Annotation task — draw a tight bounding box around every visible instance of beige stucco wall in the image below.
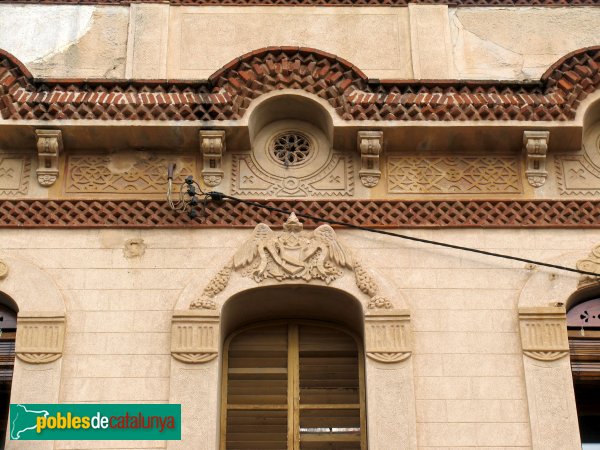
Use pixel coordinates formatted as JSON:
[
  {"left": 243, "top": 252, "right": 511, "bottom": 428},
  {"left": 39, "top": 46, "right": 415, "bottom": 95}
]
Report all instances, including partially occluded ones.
[
  {"left": 1, "top": 227, "right": 594, "bottom": 449},
  {"left": 1, "top": 4, "right": 599, "bottom": 81}
]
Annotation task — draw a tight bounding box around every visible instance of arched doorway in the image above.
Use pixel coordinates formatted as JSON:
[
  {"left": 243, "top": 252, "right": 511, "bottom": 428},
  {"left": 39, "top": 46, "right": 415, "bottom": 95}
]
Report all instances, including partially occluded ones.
[{"left": 0, "top": 294, "right": 17, "bottom": 449}]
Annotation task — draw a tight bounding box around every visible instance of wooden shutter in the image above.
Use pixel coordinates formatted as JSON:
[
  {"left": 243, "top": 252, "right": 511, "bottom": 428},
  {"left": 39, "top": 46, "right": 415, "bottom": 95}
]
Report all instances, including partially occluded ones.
[{"left": 222, "top": 321, "right": 366, "bottom": 450}]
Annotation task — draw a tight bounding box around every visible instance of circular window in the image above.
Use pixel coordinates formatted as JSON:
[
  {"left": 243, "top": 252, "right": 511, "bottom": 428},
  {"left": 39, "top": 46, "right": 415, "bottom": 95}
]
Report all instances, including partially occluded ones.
[{"left": 270, "top": 132, "right": 313, "bottom": 167}]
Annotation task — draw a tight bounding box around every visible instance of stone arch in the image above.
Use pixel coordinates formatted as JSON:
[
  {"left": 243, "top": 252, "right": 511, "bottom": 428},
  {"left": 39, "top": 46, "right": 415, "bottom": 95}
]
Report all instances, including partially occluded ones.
[
  {"left": 168, "top": 214, "right": 416, "bottom": 450},
  {"left": 0, "top": 256, "right": 66, "bottom": 450}
]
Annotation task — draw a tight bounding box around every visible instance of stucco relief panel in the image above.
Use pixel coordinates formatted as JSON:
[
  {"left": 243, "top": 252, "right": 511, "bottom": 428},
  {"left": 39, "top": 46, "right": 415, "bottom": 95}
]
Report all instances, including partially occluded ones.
[
  {"left": 64, "top": 153, "right": 194, "bottom": 196},
  {"left": 0, "top": 154, "right": 31, "bottom": 196},
  {"left": 386, "top": 155, "right": 522, "bottom": 194},
  {"left": 556, "top": 121, "right": 600, "bottom": 195}
]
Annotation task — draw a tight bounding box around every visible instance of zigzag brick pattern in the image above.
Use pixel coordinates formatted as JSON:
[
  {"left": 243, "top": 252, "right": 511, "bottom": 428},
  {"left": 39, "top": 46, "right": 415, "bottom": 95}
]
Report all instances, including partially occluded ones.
[
  {"left": 0, "top": 199, "right": 598, "bottom": 228},
  {"left": 1, "top": 47, "right": 599, "bottom": 121},
  {"left": 0, "top": 0, "right": 597, "bottom": 4}
]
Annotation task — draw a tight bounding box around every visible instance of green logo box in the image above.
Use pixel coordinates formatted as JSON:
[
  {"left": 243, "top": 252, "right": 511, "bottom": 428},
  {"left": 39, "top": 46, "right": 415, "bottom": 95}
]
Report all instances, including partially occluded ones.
[{"left": 9, "top": 404, "right": 181, "bottom": 440}]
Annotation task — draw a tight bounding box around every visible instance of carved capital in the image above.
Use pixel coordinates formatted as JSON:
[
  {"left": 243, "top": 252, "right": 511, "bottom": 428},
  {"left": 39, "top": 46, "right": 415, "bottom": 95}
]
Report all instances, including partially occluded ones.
[
  {"left": 200, "top": 130, "right": 226, "bottom": 187},
  {"left": 15, "top": 313, "right": 66, "bottom": 364},
  {"left": 523, "top": 131, "right": 549, "bottom": 188},
  {"left": 518, "top": 307, "right": 569, "bottom": 361},
  {"left": 357, "top": 131, "right": 383, "bottom": 188},
  {"left": 171, "top": 311, "right": 219, "bottom": 363},
  {"left": 35, "top": 129, "right": 62, "bottom": 187},
  {"left": 576, "top": 243, "right": 600, "bottom": 289},
  {"left": 365, "top": 310, "right": 411, "bottom": 363}
]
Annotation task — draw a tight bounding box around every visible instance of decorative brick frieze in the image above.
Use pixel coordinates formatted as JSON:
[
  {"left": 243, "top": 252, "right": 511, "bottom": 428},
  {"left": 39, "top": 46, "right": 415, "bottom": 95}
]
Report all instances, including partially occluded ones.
[
  {"left": 0, "top": 0, "right": 595, "bottom": 5},
  {"left": 0, "top": 199, "right": 599, "bottom": 228},
  {"left": 15, "top": 314, "right": 66, "bottom": 364},
  {"left": 1, "top": 46, "right": 600, "bottom": 122},
  {"left": 171, "top": 311, "right": 219, "bottom": 363}
]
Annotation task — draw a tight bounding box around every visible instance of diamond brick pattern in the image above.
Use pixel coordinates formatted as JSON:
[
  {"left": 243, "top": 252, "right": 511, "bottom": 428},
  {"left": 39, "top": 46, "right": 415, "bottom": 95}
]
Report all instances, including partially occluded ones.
[
  {"left": 0, "top": 199, "right": 598, "bottom": 228},
  {"left": 1, "top": 46, "right": 599, "bottom": 122},
  {"left": 0, "top": 0, "right": 597, "bottom": 4}
]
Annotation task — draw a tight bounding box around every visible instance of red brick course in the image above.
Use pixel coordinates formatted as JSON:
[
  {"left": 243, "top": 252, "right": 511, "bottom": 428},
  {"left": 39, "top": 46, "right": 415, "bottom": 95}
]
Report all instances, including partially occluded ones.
[
  {"left": 0, "top": 199, "right": 598, "bottom": 228},
  {"left": 1, "top": 46, "right": 599, "bottom": 122}
]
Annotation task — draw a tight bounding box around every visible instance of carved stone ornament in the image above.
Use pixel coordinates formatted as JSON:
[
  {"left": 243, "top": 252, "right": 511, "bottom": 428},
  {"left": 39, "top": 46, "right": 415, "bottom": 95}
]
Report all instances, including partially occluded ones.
[
  {"left": 358, "top": 131, "right": 383, "bottom": 188},
  {"left": 523, "top": 130, "right": 550, "bottom": 188},
  {"left": 123, "top": 238, "right": 146, "bottom": 258},
  {"left": 0, "top": 259, "right": 8, "bottom": 279},
  {"left": 190, "top": 213, "right": 393, "bottom": 310},
  {"left": 15, "top": 314, "right": 66, "bottom": 364},
  {"left": 200, "top": 130, "right": 226, "bottom": 187},
  {"left": 365, "top": 310, "right": 411, "bottom": 363},
  {"left": 518, "top": 307, "right": 569, "bottom": 361},
  {"left": 576, "top": 243, "right": 600, "bottom": 288},
  {"left": 171, "top": 311, "right": 219, "bottom": 363},
  {"left": 35, "top": 129, "right": 62, "bottom": 187}
]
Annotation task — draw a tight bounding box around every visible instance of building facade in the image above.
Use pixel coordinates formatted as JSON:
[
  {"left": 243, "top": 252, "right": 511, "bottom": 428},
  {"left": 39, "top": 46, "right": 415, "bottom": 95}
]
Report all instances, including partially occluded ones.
[{"left": 1, "top": 2, "right": 600, "bottom": 449}]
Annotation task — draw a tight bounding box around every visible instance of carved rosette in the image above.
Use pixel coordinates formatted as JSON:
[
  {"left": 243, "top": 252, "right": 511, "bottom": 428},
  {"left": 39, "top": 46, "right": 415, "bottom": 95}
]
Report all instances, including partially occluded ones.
[
  {"left": 357, "top": 131, "right": 383, "bottom": 188},
  {"left": 365, "top": 310, "right": 411, "bottom": 363},
  {"left": 576, "top": 243, "right": 600, "bottom": 289},
  {"left": 523, "top": 131, "right": 549, "bottom": 188},
  {"left": 15, "top": 314, "right": 66, "bottom": 364},
  {"left": 171, "top": 311, "right": 219, "bottom": 363},
  {"left": 35, "top": 129, "right": 62, "bottom": 187},
  {"left": 200, "top": 130, "right": 226, "bottom": 187},
  {"left": 518, "top": 307, "right": 569, "bottom": 361}
]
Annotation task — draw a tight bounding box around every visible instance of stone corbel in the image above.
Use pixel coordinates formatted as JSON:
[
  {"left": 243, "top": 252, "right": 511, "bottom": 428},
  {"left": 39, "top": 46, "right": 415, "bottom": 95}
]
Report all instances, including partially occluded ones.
[
  {"left": 35, "top": 129, "right": 62, "bottom": 187},
  {"left": 523, "top": 130, "right": 549, "bottom": 188},
  {"left": 365, "top": 310, "right": 411, "bottom": 363},
  {"left": 15, "top": 313, "right": 66, "bottom": 364},
  {"left": 199, "top": 130, "right": 226, "bottom": 187},
  {"left": 171, "top": 310, "right": 219, "bottom": 363},
  {"left": 518, "top": 307, "right": 569, "bottom": 361},
  {"left": 576, "top": 243, "right": 600, "bottom": 289},
  {"left": 357, "top": 131, "right": 383, "bottom": 188}
]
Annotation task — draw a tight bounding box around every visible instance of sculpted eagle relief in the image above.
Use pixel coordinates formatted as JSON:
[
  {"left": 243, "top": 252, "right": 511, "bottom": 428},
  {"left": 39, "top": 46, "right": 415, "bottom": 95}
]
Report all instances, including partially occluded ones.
[
  {"left": 190, "top": 213, "right": 392, "bottom": 310},
  {"left": 232, "top": 213, "right": 353, "bottom": 283}
]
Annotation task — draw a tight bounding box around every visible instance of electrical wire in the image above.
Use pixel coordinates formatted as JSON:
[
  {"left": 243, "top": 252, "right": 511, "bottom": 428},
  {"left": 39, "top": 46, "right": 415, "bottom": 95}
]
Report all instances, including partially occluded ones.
[{"left": 201, "top": 191, "right": 600, "bottom": 279}]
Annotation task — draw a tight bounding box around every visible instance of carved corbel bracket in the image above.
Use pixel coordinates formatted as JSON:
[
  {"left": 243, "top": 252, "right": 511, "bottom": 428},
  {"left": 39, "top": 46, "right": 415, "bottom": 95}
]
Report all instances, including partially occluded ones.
[
  {"left": 200, "top": 130, "right": 226, "bottom": 187},
  {"left": 15, "top": 313, "right": 66, "bottom": 364},
  {"left": 357, "top": 131, "right": 383, "bottom": 188},
  {"left": 171, "top": 310, "right": 219, "bottom": 363},
  {"left": 35, "top": 129, "right": 62, "bottom": 187},
  {"left": 523, "top": 131, "right": 549, "bottom": 188},
  {"left": 576, "top": 243, "right": 600, "bottom": 289},
  {"left": 518, "top": 307, "right": 569, "bottom": 361},
  {"left": 365, "top": 310, "right": 411, "bottom": 363}
]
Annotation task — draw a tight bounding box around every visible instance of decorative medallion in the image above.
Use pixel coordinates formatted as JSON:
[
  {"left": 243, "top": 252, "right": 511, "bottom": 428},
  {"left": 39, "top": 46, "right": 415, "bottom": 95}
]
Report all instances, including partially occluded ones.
[{"left": 190, "top": 213, "right": 393, "bottom": 310}]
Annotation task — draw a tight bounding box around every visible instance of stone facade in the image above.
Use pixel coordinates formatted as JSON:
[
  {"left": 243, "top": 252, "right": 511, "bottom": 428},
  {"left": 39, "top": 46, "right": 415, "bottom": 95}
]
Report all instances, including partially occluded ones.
[{"left": 1, "top": 1, "right": 600, "bottom": 449}]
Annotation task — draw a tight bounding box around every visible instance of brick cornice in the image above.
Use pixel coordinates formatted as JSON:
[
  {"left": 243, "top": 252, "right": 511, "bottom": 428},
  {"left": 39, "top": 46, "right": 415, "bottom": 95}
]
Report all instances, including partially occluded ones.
[
  {"left": 0, "top": 0, "right": 597, "bottom": 5},
  {"left": 0, "top": 199, "right": 599, "bottom": 228},
  {"left": 1, "top": 46, "right": 599, "bottom": 122}
]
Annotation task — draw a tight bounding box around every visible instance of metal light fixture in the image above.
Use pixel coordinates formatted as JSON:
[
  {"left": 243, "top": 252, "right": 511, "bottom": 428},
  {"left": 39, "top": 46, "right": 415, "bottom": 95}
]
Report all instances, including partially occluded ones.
[{"left": 166, "top": 163, "right": 222, "bottom": 219}]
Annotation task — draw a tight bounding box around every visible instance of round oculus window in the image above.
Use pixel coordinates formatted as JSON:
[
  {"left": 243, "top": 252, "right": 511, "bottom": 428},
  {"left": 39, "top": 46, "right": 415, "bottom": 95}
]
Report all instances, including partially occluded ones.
[{"left": 270, "top": 132, "right": 313, "bottom": 167}]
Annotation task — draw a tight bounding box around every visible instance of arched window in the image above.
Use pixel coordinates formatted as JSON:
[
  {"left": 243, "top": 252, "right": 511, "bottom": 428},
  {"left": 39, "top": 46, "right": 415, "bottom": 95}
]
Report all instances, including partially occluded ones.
[
  {"left": 0, "top": 298, "right": 17, "bottom": 450},
  {"left": 567, "top": 297, "right": 600, "bottom": 449},
  {"left": 220, "top": 320, "right": 366, "bottom": 450}
]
